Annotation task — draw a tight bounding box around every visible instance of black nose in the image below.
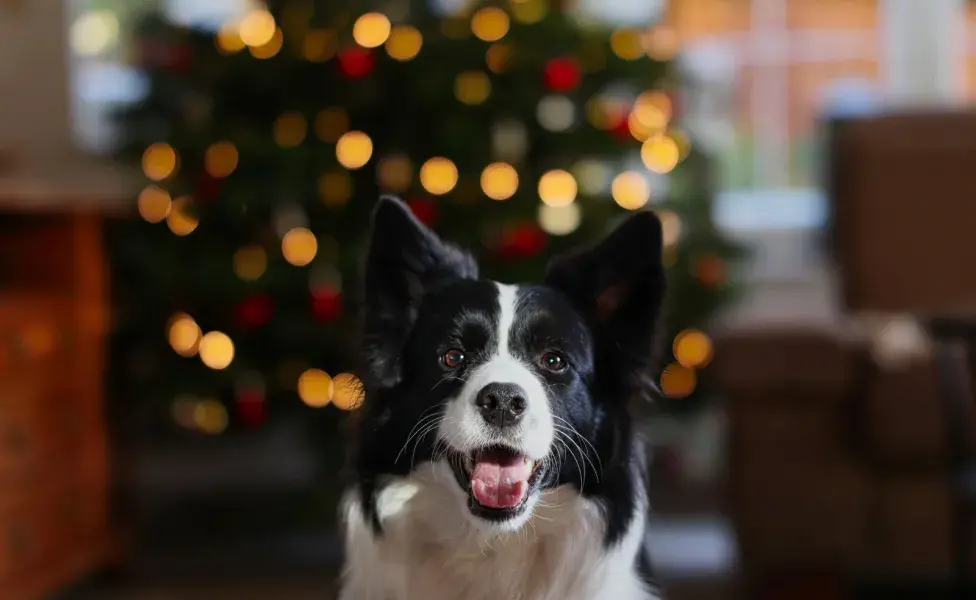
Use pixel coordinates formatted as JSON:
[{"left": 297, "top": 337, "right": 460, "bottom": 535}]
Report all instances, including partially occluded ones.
[{"left": 475, "top": 383, "right": 528, "bottom": 429}]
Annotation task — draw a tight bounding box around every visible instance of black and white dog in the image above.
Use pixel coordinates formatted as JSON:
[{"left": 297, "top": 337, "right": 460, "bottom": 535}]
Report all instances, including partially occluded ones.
[{"left": 339, "top": 196, "right": 665, "bottom": 600}]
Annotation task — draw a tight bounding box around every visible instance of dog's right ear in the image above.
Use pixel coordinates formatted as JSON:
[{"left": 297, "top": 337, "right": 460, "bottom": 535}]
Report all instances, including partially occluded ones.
[{"left": 361, "top": 196, "right": 478, "bottom": 386}]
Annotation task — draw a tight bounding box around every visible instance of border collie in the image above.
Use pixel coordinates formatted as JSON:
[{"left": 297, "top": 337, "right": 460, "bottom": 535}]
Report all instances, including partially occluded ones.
[{"left": 340, "top": 196, "right": 665, "bottom": 600}]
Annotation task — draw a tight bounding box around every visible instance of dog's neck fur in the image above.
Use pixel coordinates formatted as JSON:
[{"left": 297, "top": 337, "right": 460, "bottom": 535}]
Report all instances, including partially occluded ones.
[{"left": 340, "top": 462, "right": 659, "bottom": 600}]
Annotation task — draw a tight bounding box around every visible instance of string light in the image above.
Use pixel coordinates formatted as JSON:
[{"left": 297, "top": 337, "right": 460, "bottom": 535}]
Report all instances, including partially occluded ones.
[
  {"left": 274, "top": 112, "right": 308, "bottom": 148},
  {"left": 199, "top": 331, "right": 235, "bottom": 370},
  {"left": 318, "top": 171, "right": 353, "bottom": 207},
  {"left": 239, "top": 10, "right": 277, "bottom": 47},
  {"left": 299, "top": 369, "right": 333, "bottom": 407},
  {"left": 282, "top": 227, "right": 318, "bottom": 266},
  {"left": 673, "top": 329, "right": 714, "bottom": 369},
  {"left": 166, "top": 197, "right": 199, "bottom": 236},
  {"left": 335, "top": 131, "right": 373, "bottom": 170},
  {"left": 386, "top": 25, "right": 422, "bottom": 61},
  {"left": 194, "top": 399, "right": 229, "bottom": 434},
  {"left": 378, "top": 154, "right": 414, "bottom": 192},
  {"left": 332, "top": 373, "right": 365, "bottom": 410},
  {"left": 315, "top": 108, "right": 349, "bottom": 142},
  {"left": 610, "top": 29, "right": 644, "bottom": 61},
  {"left": 481, "top": 162, "right": 519, "bottom": 201},
  {"left": 641, "top": 135, "right": 680, "bottom": 174},
  {"left": 486, "top": 43, "right": 511, "bottom": 73},
  {"left": 455, "top": 71, "right": 491, "bottom": 105},
  {"left": 471, "top": 7, "right": 510, "bottom": 43},
  {"left": 250, "top": 28, "right": 283, "bottom": 59},
  {"left": 644, "top": 26, "right": 679, "bottom": 61},
  {"left": 167, "top": 313, "right": 201, "bottom": 357},
  {"left": 635, "top": 90, "right": 673, "bottom": 122},
  {"left": 611, "top": 172, "right": 650, "bottom": 210},
  {"left": 216, "top": 21, "right": 245, "bottom": 54},
  {"left": 303, "top": 29, "right": 337, "bottom": 62},
  {"left": 538, "top": 169, "right": 577, "bottom": 207},
  {"left": 660, "top": 362, "right": 696, "bottom": 398},
  {"left": 233, "top": 245, "right": 268, "bottom": 281},
  {"left": 205, "top": 141, "right": 239, "bottom": 178},
  {"left": 138, "top": 186, "right": 172, "bottom": 223},
  {"left": 353, "top": 13, "right": 391, "bottom": 48},
  {"left": 142, "top": 143, "right": 178, "bottom": 181},
  {"left": 511, "top": 0, "right": 547, "bottom": 24},
  {"left": 420, "top": 157, "right": 459, "bottom": 195},
  {"left": 538, "top": 203, "right": 581, "bottom": 236}
]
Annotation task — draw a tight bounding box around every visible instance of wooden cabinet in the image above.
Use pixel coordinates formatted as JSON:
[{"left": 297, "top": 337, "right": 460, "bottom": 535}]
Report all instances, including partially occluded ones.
[{"left": 0, "top": 185, "right": 124, "bottom": 599}]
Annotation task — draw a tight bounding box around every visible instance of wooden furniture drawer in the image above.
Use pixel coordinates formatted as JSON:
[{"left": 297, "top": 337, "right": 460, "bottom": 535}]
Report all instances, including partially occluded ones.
[
  {"left": 0, "top": 383, "right": 57, "bottom": 481},
  {"left": 0, "top": 295, "right": 75, "bottom": 375}
]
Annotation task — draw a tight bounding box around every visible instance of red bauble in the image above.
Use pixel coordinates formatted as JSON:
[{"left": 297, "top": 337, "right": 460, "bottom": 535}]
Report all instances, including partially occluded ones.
[
  {"left": 544, "top": 57, "right": 582, "bottom": 93},
  {"left": 311, "top": 285, "right": 343, "bottom": 322},
  {"left": 610, "top": 115, "right": 633, "bottom": 142},
  {"left": 499, "top": 224, "right": 548, "bottom": 258},
  {"left": 406, "top": 197, "right": 438, "bottom": 227},
  {"left": 236, "top": 389, "right": 267, "bottom": 428},
  {"left": 338, "top": 48, "right": 375, "bottom": 78},
  {"left": 168, "top": 44, "right": 193, "bottom": 72},
  {"left": 235, "top": 293, "right": 275, "bottom": 329}
]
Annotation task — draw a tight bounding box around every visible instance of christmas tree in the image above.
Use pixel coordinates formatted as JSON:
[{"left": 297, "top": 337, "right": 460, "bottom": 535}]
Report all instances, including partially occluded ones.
[{"left": 108, "top": 0, "right": 743, "bottom": 448}]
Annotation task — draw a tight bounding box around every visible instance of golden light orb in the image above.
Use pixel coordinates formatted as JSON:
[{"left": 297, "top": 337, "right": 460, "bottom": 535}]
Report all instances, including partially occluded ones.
[
  {"left": 299, "top": 369, "right": 333, "bottom": 407},
  {"left": 537, "top": 203, "right": 581, "bottom": 236},
  {"left": 674, "top": 329, "right": 714, "bottom": 369},
  {"left": 610, "top": 29, "right": 644, "bottom": 61},
  {"left": 281, "top": 227, "right": 318, "bottom": 267},
  {"left": 205, "top": 141, "right": 239, "bottom": 178},
  {"left": 274, "top": 112, "right": 308, "bottom": 148},
  {"left": 217, "top": 21, "right": 246, "bottom": 54},
  {"left": 335, "top": 131, "right": 373, "bottom": 170},
  {"left": 353, "top": 12, "right": 392, "bottom": 49},
  {"left": 239, "top": 10, "right": 277, "bottom": 47},
  {"left": 303, "top": 29, "right": 337, "bottom": 62},
  {"left": 142, "top": 143, "right": 178, "bottom": 181},
  {"left": 332, "top": 373, "right": 365, "bottom": 410},
  {"left": 233, "top": 245, "right": 268, "bottom": 281},
  {"left": 420, "top": 157, "right": 459, "bottom": 196},
  {"left": 199, "top": 331, "right": 235, "bottom": 370},
  {"left": 480, "top": 162, "right": 519, "bottom": 201},
  {"left": 641, "top": 135, "right": 680, "bottom": 174},
  {"left": 471, "top": 7, "right": 510, "bottom": 42},
  {"left": 138, "top": 186, "right": 172, "bottom": 224},
  {"left": 167, "top": 313, "right": 201, "bottom": 357},
  {"left": 166, "top": 197, "right": 199, "bottom": 236},
  {"left": 249, "top": 28, "right": 283, "bottom": 59},
  {"left": 378, "top": 154, "right": 414, "bottom": 192},
  {"left": 386, "top": 25, "right": 423, "bottom": 61},
  {"left": 611, "top": 171, "right": 650, "bottom": 210},
  {"left": 318, "top": 171, "right": 353, "bottom": 207},
  {"left": 538, "top": 169, "right": 577, "bottom": 207},
  {"left": 454, "top": 71, "right": 492, "bottom": 105},
  {"left": 660, "top": 363, "right": 696, "bottom": 398}
]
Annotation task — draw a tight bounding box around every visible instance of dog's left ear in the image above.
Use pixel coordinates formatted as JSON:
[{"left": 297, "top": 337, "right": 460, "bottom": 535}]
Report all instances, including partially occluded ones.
[{"left": 544, "top": 211, "right": 666, "bottom": 395}]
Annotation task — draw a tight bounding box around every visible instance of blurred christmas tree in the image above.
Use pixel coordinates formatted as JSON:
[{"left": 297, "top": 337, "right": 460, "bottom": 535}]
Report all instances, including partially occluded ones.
[{"left": 108, "top": 0, "right": 743, "bottom": 447}]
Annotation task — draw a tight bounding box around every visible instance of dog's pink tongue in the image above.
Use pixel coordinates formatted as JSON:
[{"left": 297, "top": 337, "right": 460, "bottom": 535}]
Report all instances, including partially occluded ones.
[{"left": 471, "top": 450, "right": 532, "bottom": 509}]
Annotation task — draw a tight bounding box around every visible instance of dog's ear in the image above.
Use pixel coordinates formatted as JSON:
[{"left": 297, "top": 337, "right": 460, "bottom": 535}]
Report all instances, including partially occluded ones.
[
  {"left": 544, "top": 211, "right": 666, "bottom": 396},
  {"left": 362, "top": 196, "right": 478, "bottom": 386}
]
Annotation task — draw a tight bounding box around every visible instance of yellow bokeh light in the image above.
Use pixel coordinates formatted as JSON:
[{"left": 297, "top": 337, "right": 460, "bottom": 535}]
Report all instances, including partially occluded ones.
[
  {"left": 471, "top": 7, "right": 510, "bottom": 42},
  {"left": 199, "top": 331, "right": 235, "bottom": 370},
  {"left": 353, "top": 12, "right": 391, "bottom": 49},
  {"left": 486, "top": 43, "right": 511, "bottom": 73},
  {"left": 71, "top": 10, "right": 119, "bottom": 57},
  {"left": 239, "top": 10, "right": 277, "bottom": 47},
  {"left": 168, "top": 313, "right": 201, "bottom": 357},
  {"left": 298, "top": 369, "right": 333, "bottom": 407},
  {"left": 318, "top": 171, "right": 353, "bottom": 207},
  {"left": 611, "top": 29, "right": 644, "bottom": 61},
  {"left": 455, "top": 71, "right": 491, "bottom": 105},
  {"left": 658, "top": 209, "right": 683, "bottom": 247},
  {"left": 538, "top": 203, "right": 581, "bottom": 236},
  {"left": 378, "top": 155, "right": 414, "bottom": 192},
  {"left": 166, "top": 197, "right": 199, "bottom": 236},
  {"left": 644, "top": 26, "right": 680, "bottom": 61},
  {"left": 670, "top": 128, "right": 692, "bottom": 160},
  {"left": 481, "top": 162, "right": 519, "bottom": 201},
  {"left": 142, "top": 143, "right": 178, "bottom": 181},
  {"left": 641, "top": 136, "right": 680, "bottom": 174},
  {"left": 611, "top": 172, "right": 650, "bottom": 210},
  {"left": 660, "top": 363, "right": 696, "bottom": 398},
  {"left": 511, "top": 0, "right": 548, "bottom": 24},
  {"left": 420, "top": 157, "right": 459, "bottom": 195},
  {"left": 233, "top": 245, "right": 268, "bottom": 281},
  {"left": 274, "top": 112, "right": 308, "bottom": 148},
  {"left": 635, "top": 90, "right": 672, "bottom": 122},
  {"left": 172, "top": 395, "right": 199, "bottom": 429},
  {"left": 628, "top": 111, "right": 656, "bottom": 142},
  {"left": 282, "top": 227, "right": 318, "bottom": 266},
  {"left": 674, "top": 329, "right": 714, "bottom": 369},
  {"left": 538, "top": 170, "right": 577, "bottom": 207},
  {"left": 217, "top": 21, "right": 245, "bottom": 54},
  {"left": 303, "top": 29, "right": 337, "bottom": 62},
  {"left": 315, "top": 108, "right": 349, "bottom": 142},
  {"left": 386, "top": 25, "right": 423, "bottom": 61},
  {"left": 332, "top": 373, "right": 365, "bottom": 411},
  {"left": 205, "top": 141, "right": 239, "bottom": 178},
  {"left": 250, "top": 28, "right": 283, "bottom": 59},
  {"left": 336, "top": 131, "right": 373, "bottom": 170},
  {"left": 194, "top": 400, "right": 229, "bottom": 435},
  {"left": 138, "top": 186, "right": 172, "bottom": 224}
]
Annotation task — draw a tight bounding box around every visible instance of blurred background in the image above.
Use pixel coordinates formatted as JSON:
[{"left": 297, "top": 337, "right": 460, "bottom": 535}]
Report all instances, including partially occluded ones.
[{"left": 2, "top": 0, "right": 976, "bottom": 598}]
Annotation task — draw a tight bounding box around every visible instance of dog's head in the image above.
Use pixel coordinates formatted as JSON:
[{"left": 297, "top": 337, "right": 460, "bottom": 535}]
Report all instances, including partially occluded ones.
[{"left": 353, "top": 196, "right": 665, "bottom": 532}]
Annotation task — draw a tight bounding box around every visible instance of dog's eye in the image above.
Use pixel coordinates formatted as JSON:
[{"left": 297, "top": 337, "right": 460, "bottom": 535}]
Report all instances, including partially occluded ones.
[
  {"left": 541, "top": 352, "right": 566, "bottom": 372},
  {"left": 442, "top": 348, "right": 466, "bottom": 369}
]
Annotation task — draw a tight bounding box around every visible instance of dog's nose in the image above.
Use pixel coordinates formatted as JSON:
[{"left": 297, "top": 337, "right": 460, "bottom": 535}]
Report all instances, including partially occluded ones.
[{"left": 475, "top": 382, "right": 528, "bottom": 429}]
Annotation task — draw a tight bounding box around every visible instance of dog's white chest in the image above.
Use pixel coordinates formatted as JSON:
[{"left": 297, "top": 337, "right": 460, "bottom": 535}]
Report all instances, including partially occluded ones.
[{"left": 339, "top": 477, "right": 657, "bottom": 600}]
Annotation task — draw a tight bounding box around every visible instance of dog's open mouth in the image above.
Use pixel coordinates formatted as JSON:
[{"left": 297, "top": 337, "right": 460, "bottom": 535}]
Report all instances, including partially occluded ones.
[{"left": 451, "top": 445, "right": 545, "bottom": 520}]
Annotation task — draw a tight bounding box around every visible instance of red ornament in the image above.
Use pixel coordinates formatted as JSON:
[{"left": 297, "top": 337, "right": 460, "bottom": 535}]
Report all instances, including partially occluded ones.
[
  {"left": 311, "top": 284, "right": 343, "bottom": 322},
  {"left": 338, "top": 47, "right": 375, "bottom": 78},
  {"left": 407, "top": 197, "right": 438, "bottom": 227},
  {"left": 610, "top": 114, "right": 633, "bottom": 142},
  {"left": 235, "top": 293, "right": 275, "bottom": 329},
  {"left": 498, "top": 224, "right": 548, "bottom": 258},
  {"left": 168, "top": 44, "right": 193, "bottom": 72},
  {"left": 544, "top": 57, "right": 582, "bottom": 93},
  {"left": 694, "top": 254, "right": 727, "bottom": 289},
  {"left": 236, "top": 389, "right": 267, "bottom": 428}
]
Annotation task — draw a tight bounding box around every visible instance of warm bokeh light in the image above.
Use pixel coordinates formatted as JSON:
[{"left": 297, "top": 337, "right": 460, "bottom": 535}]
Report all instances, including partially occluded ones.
[
  {"left": 216, "top": 21, "right": 245, "bottom": 54},
  {"left": 194, "top": 400, "right": 229, "bottom": 434},
  {"left": 239, "top": 10, "right": 277, "bottom": 47},
  {"left": 538, "top": 169, "right": 577, "bottom": 207},
  {"left": 282, "top": 227, "right": 318, "bottom": 267},
  {"left": 332, "top": 373, "right": 365, "bottom": 410},
  {"left": 612, "top": 172, "right": 650, "bottom": 210},
  {"left": 674, "top": 329, "right": 714, "bottom": 369},
  {"left": 641, "top": 135, "right": 680, "bottom": 174},
  {"left": 250, "top": 28, "right": 283, "bottom": 59},
  {"left": 303, "top": 29, "right": 337, "bottom": 62},
  {"left": 233, "top": 245, "right": 268, "bottom": 281},
  {"left": 486, "top": 43, "right": 511, "bottom": 73},
  {"left": 658, "top": 209, "right": 683, "bottom": 247},
  {"left": 315, "top": 108, "right": 349, "bottom": 142},
  {"left": 481, "top": 162, "right": 519, "bottom": 201},
  {"left": 471, "top": 7, "right": 510, "bottom": 42},
  {"left": 537, "top": 96, "right": 575, "bottom": 132},
  {"left": 511, "top": 0, "right": 547, "bottom": 24},
  {"left": 298, "top": 369, "right": 333, "bottom": 407},
  {"left": 205, "top": 141, "right": 239, "bottom": 178},
  {"left": 166, "top": 197, "right": 199, "bottom": 236},
  {"left": 644, "top": 26, "right": 680, "bottom": 61},
  {"left": 142, "top": 143, "right": 178, "bottom": 181},
  {"left": 172, "top": 396, "right": 198, "bottom": 430},
  {"left": 610, "top": 29, "right": 644, "bottom": 61},
  {"left": 378, "top": 154, "right": 414, "bottom": 192},
  {"left": 318, "top": 171, "right": 353, "bottom": 207},
  {"left": 386, "top": 25, "right": 423, "bottom": 61},
  {"left": 635, "top": 90, "right": 673, "bottom": 122},
  {"left": 455, "top": 71, "right": 491, "bottom": 105},
  {"left": 138, "top": 186, "right": 172, "bottom": 224},
  {"left": 538, "top": 203, "right": 581, "bottom": 236},
  {"left": 274, "top": 112, "right": 308, "bottom": 148},
  {"left": 71, "top": 10, "right": 119, "bottom": 57},
  {"left": 199, "top": 331, "right": 235, "bottom": 370},
  {"left": 661, "top": 363, "right": 696, "bottom": 398},
  {"left": 420, "top": 157, "right": 459, "bottom": 195},
  {"left": 353, "top": 12, "right": 391, "bottom": 48},
  {"left": 168, "top": 313, "right": 201, "bottom": 357},
  {"left": 335, "top": 131, "right": 374, "bottom": 169}
]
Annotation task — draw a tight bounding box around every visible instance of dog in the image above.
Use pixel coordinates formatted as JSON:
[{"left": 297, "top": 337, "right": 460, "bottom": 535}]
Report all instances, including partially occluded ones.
[{"left": 339, "top": 196, "right": 666, "bottom": 600}]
